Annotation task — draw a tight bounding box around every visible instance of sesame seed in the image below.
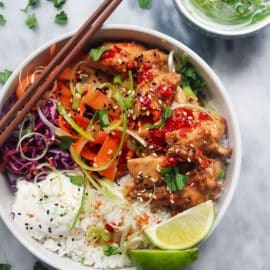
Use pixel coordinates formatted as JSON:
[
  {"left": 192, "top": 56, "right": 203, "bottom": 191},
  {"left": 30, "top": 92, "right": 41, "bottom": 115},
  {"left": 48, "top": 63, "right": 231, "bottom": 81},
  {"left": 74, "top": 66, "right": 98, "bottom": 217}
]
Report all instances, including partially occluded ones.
[
  {"left": 187, "top": 157, "right": 192, "bottom": 163},
  {"left": 48, "top": 227, "right": 52, "bottom": 233},
  {"left": 46, "top": 210, "right": 50, "bottom": 215},
  {"left": 170, "top": 199, "right": 175, "bottom": 204},
  {"left": 39, "top": 225, "right": 42, "bottom": 229}
]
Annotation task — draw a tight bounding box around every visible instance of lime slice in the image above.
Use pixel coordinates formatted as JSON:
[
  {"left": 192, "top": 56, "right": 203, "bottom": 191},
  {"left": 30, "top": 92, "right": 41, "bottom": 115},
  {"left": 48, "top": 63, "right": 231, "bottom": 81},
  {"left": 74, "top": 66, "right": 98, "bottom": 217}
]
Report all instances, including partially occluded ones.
[
  {"left": 144, "top": 200, "right": 215, "bottom": 250},
  {"left": 130, "top": 249, "right": 199, "bottom": 270}
]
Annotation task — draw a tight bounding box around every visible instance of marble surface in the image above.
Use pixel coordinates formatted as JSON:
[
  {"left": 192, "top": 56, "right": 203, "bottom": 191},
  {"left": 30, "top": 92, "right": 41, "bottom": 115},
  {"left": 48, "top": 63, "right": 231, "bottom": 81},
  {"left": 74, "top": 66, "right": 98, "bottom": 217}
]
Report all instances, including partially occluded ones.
[{"left": 1, "top": 0, "right": 270, "bottom": 269}]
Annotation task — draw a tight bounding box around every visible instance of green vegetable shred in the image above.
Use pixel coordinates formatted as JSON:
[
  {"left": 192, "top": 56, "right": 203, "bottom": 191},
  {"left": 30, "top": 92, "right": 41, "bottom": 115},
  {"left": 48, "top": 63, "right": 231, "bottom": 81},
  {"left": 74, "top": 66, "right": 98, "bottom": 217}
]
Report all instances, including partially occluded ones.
[{"left": 192, "top": 0, "right": 270, "bottom": 25}]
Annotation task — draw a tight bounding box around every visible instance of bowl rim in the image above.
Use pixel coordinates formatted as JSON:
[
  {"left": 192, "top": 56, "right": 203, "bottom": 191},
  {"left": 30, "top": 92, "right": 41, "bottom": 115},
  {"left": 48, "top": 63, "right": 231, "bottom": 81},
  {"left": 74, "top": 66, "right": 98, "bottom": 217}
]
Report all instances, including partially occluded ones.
[
  {"left": 174, "top": 0, "right": 270, "bottom": 37},
  {"left": 0, "top": 24, "right": 242, "bottom": 269}
]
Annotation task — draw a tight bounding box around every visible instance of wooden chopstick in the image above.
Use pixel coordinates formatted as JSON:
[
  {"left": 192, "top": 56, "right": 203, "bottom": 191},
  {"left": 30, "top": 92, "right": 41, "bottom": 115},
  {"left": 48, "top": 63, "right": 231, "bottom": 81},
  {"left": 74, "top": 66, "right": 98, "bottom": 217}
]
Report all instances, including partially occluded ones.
[{"left": 0, "top": 0, "right": 122, "bottom": 146}]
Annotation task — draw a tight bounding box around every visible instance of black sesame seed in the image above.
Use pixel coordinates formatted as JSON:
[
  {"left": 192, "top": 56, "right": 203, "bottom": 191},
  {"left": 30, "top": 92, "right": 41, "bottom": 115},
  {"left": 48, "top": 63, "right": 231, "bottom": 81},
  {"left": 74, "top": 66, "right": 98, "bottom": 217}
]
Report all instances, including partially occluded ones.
[
  {"left": 17, "top": 212, "right": 22, "bottom": 215},
  {"left": 57, "top": 243, "right": 62, "bottom": 247},
  {"left": 39, "top": 224, "right": 42, "bottom": 229},
  {"left": 59, "top": 235, "right": 63, "bottom": 238},
  {"left": 50, "top": 218, "right": 53, "bottom": 222},
  {"left": 48, "top": 227, "right": 52, "bottom": 233},
  {"left": 46, "top": 210, "right": 50, "bottom": 215},
  {"left": 72, "top": 238, "right": 75, "bottom": 241}
]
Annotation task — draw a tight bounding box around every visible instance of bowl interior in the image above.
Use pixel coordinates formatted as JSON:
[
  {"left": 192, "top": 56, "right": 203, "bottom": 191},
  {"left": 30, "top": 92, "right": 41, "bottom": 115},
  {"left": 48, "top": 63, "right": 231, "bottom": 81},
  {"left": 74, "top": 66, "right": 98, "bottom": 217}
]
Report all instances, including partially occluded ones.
[
  {"left": 174, "top": 0, "right": 270, "bottom": 37},
  {"left": 0, "top": 26, "right": 241, "bottom": 270}
]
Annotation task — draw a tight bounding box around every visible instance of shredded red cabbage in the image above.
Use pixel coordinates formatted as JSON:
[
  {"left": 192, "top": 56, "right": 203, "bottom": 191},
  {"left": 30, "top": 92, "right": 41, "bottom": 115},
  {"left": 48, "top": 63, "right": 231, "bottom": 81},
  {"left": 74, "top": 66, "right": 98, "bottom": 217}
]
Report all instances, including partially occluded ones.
[{"left": 0, "top": 99, "right": 75, "bottom": 189}]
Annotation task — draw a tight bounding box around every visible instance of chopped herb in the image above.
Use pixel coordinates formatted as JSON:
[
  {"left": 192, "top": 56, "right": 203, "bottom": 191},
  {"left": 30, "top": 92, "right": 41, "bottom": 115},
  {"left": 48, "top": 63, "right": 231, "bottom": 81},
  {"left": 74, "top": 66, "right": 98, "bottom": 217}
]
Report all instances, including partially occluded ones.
[
  {"left": 51, "top": 0, "right": 66, "bottom": 8},
  {"left": 160, "top": 167, "right": 189, "bottom": 192},
  {"left": 138, "top": 0, "right": 152, "bottom": 9},
  {"left": 0, "top": 69, "right": 12, "bottom": 84},
  {"left": 98, "top": 109, "right": 110, "bottom": 128},
  {"left": 33, "top": 261, "right": 48, "bottom": 270},
  {"left": 103, "top": 245, "right": 121, "bottom": 256},
  {"left": 59, "top": 136, "right": 76, "bottom": 150},
  {"left": 177, "top": 53, "right": 206, "bottom": 97},
  {"left": 160, "top": 106, "right": 173, "bottom": 129},
  {"left": 218, "top": 167, "right": 225, "bottom": 178},
  {"left": 0, "top": 264, "right": 11, "bottom": 270},
  {"left": 0, "top": 14, "right": 6, "bottom": 25},
  {"left": 55, "top": 10, "right": 68, "bottom": 25},
  {"left": 25, "top": 13, "right": 38, "bottom": 29},
  {"left": 69, "top": 175, "right": 84, "bottom": 187},
  {"left": 89, "top": 45, "right": 111, "bottom": 62},
  {"left": 21, "top": 0, "right": 39, "bottom": 13},
  {"left": 0, "top": 2, "right": 4, "bottom": 8}
]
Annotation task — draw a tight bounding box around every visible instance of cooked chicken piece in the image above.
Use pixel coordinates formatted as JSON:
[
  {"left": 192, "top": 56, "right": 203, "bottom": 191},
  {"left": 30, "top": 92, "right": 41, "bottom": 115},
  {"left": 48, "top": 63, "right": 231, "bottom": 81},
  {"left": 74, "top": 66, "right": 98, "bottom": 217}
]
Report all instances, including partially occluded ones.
[
  {"left": 127, "top": 155, "right": 164, "bottom": 187},
  {"left": 88, "top": 42, "right": 146, "bottom": 74},
  {"left": 129, "top": 159, "right": 222, "bottom": 211},
  {"left": 134, "top": 72, "right": 181, "bottom": 117},
  {"left": 173, "top": 86, "right": 200, "bottom": 106},
  {"left": 165, "top": 110, "right": 231, "bottom": 159},
  {"left": 136, "top": 49, "right": 168, "bottom": 72},
  {"left": 190, "top": 159, "right": 222, "bottom": 193}
]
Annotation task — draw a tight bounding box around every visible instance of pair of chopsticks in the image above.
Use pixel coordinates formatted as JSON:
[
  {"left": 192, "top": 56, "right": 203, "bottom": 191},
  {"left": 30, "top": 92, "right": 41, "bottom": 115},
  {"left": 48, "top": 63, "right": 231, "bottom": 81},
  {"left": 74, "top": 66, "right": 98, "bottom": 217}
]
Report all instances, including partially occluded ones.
[{"left": 0, "top": 0, "right": 122, "bottom": 147}]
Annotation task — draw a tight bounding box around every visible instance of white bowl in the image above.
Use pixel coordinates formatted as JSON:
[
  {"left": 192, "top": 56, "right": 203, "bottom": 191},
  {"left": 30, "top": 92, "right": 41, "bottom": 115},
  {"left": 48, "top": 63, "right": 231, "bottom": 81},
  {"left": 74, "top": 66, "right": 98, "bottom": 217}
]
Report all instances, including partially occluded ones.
[
  {"left": 174, "top": 0, "right": 270, "bottom": 37},
  {"left": 0, "top": 25, "right": 241, "bottom": 270}
]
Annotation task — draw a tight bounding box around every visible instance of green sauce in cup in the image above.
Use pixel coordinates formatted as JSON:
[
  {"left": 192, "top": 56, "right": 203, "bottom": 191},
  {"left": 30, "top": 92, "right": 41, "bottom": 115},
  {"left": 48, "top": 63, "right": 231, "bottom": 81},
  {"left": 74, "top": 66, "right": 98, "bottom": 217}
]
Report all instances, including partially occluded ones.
[{"left": 192, "top": 0, "right": 270, "bottom": 25}]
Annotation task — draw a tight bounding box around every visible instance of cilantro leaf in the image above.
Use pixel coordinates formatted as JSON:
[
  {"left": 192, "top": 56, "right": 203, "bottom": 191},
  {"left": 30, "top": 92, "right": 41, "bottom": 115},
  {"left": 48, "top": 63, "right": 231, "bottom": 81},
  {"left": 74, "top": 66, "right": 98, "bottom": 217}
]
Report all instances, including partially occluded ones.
[
  {"left": 103, "top": 245, "right": 121, "bottom": 256},
  {"left": 138, "top": 0, "right": 152, "bottom": 9},
  {"left": 52, "top": 0, "right": 66, "bottom": 8},
  {"left": 59, "top": 136, "right": 76, "bottom": 150},
  {"left": 0, "top": 69, "right": 12, "bottom": 84},
  {"left": 21, "top": 0, "right": 39, "bottom": 13},
  {"left": 69, "top": 176, "right": 84, "bottom": 187},
  {"left": 0, "top": 2, "right": 4, "bottom": 8},
  {"left": 98, "top": 109, "right": 110, "bottom": 128},
  {"left": 25, "top": 13, "right": 38, "bottom": 29},
  {"left": 160, "top": 106, "right": 172, "bottom": 129},
  {"left": 89, "top": 45, "right": 111, "bottom": 62},
  {"left": 0, "top": 14, "right": 6, "bottom": 25},
  {"left": 55, "top": 10, "right": 68, "bottom": 25},
  {"left": 179, "top": 53, "right": 206, "bottom": 96},
  {"left": 160, "top": 167, "right": 189, "bottom": 192},
  {"left": 33, "top": 261, "right": 48, "bottom": 270},
  {"left": 0, "top": 264, "right": 11, "bottom": 270}
]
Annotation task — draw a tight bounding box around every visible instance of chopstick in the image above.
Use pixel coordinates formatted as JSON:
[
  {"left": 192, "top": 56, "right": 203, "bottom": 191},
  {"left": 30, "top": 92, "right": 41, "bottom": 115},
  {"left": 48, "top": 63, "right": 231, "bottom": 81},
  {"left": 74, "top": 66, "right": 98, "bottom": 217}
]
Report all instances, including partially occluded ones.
[{"left": 0, "top": 0, "right": 122, "bottom": 147}]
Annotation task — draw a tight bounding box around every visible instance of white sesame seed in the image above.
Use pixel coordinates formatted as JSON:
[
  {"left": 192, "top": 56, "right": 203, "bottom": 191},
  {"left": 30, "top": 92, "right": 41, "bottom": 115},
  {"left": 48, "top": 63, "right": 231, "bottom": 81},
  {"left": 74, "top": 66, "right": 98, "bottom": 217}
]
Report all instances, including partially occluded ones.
[
  {"left": 187, "top": 157, "right": 192, "bottom": 163},
  {"left": 158, "top": 99, "right": 162, "bottom": 105},
  {"left": 132, "top": 115, "right": 136, "bottom": 120}
]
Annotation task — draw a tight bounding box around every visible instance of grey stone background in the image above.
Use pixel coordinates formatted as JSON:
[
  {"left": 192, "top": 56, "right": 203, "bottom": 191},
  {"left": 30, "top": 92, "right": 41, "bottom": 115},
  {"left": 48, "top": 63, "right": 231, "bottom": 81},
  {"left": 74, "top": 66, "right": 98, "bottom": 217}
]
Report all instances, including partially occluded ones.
[{"left": 0, "top": 0, "right": 269, "bottom": 269}]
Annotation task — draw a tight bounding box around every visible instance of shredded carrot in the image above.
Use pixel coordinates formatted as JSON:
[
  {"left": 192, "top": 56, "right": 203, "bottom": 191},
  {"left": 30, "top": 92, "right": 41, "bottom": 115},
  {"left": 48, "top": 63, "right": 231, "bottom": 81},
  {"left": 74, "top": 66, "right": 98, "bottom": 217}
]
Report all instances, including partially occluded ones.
[
  {"left": 72, "top": 114, "right": 90, "bottom": 130},
  {"left": 58, "top": 82, "right": 72, "bottom": 110},
  {"left": 81, "top": 144, "right": 97, "bottom": 161},
  {"left": 73, "top": 136, "right": 88, "bottom": 154},
  {"left": 93, "top": 131, "right": 107, "bottom": 145},
  {"left": 82, "top": 88, "right": 111, "bottom": 111},
  {"left": 49, "top": 44, "right": 57, "bottom": 60},
  {"left": 16, "top": 75, "right": 30, "bottom": 99},
  {"left": 95, "top": 133, "right": 121, "bottom": 180},
  {"left": 59, "top": 67, "right": 72, "bottom": 81}
]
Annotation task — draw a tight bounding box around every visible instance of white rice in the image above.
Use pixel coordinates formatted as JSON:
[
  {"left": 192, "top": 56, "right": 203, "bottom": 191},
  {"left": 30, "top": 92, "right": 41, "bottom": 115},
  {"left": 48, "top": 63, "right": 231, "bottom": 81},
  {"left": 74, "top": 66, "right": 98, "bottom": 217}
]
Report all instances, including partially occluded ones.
[{"left": 12, "top": 173, "right": 171, "bottom": 269}]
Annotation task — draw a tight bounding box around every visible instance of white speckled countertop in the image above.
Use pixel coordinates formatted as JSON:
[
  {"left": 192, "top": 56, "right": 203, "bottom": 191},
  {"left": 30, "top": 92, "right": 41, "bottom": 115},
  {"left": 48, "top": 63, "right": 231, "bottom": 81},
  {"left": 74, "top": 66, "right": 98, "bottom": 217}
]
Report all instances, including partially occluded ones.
[{"left": 1, "top": 0, "right": 270, "bottom": 269}]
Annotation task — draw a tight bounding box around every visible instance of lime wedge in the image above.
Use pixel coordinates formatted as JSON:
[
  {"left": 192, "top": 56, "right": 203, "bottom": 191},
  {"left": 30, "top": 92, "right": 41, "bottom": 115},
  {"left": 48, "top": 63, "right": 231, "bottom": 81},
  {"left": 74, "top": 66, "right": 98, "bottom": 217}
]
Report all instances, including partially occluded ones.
[
  {"left": 130, "top": 249, "right": 199, "bottom": 270},
  {"left": 144, "top": 200, "right": 215, "bottom": 250}
]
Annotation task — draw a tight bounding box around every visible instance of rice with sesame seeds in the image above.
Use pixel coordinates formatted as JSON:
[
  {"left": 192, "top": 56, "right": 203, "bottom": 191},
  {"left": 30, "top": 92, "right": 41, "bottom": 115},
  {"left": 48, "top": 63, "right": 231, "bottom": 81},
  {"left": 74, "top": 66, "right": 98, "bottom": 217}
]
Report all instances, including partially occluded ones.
[{"left": 12, "top": 173, "right": 170, "bottom": 269}]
